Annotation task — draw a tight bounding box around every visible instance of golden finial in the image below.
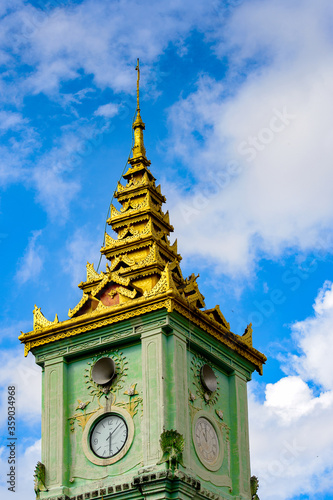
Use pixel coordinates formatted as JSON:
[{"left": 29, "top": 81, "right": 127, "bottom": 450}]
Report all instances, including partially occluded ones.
[
  {"left": 135, "top": 58, "right": 140, "bottom": 112},
  {"left": 131, "top": 58, "right": 146, "bottom": 160}
]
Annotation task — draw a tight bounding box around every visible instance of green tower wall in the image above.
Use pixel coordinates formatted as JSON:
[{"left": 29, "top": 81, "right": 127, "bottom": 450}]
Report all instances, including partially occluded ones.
[{"left": 32, "top": 309, "right": 254, "bottom": 500}]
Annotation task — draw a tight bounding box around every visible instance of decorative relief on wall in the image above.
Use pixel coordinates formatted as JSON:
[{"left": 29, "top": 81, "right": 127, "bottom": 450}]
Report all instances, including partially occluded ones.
[
  {"left": 122, "top": 383, "right": 142, "bottom": 418},
  {"left": 251, "top": 475, "right": 260, "bottom": 500},
  {"left": 215, "top": 409, "right": 224, "bottom": 421},
  {"left": 189, "top": 391, "right": 196, "bottom": 402},
  {"left": 190, "top": 354, "right": 219, "bottom": 407},
  {"left": 33, "top": 462, "right": 48, "bottom": 498},
  {"left": 85, "top": 350, "right": 128, "bottom": 405},
  {"left": 157, "top": 429, "right": 185, "bottom": 470},
  {"left": 69, "top": 350, "right": 142, "bottom": 434}
]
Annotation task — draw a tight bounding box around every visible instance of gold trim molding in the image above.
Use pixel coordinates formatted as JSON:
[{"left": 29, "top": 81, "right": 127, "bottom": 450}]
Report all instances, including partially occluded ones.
[{"left": 19, "top": 291, "right": 265, "bottom": 373}]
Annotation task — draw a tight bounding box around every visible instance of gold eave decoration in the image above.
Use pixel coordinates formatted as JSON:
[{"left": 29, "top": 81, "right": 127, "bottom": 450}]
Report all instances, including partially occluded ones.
[{"left": 19, "top": 291, "right": 266, "bottom": 374}]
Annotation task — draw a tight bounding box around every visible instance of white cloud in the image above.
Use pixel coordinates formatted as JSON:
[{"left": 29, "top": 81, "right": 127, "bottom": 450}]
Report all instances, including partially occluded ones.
[
  {"left": 15, "top": 230, "right": 44, "bottom": 284},
  {"left": 0, "top": 111, "right": 26, "bottom": 132},
  {"left": 287, "top": 280, "right": 333, "bottom": 391},
  {"left": 4, "top": 0, "right": 215, "bottom": 98},
  {"left": 94, "top": 102, "right": 119, "bottom": 118},
  {"left": 0, "top": 348, "right": 41, "bottom": 426},
  {"left": 0, "top": 121, "right": 39, "bottom": 187},
  {"left": 30, "top": 119, "right": 111, "bottom": 219},
  {"left": 166, "top": 0, "right": 333, "bottom": 276},
  {"left": 249, "top": 281, "right": 333, "bottom": 499},
  {"left": 0, "top": 0, "right": 221, "bottom": 218},
  {"left": 62, "top": 227, "right": 104, "bottom": 287},
  {"left": 0, "top": 0, "right": 245, "bottom": 222}
]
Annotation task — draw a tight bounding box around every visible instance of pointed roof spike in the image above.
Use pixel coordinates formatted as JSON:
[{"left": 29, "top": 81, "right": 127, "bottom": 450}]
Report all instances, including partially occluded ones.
[
  {"left": 131, "top": 58, "right": 148, "bottom": 162},
  {"left": 135, "top": 58, "right": 140, "bottom": 113}
]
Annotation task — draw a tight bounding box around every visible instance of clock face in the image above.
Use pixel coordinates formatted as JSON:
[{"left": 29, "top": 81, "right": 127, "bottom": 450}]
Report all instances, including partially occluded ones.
[
  {"left": 90, "top": 414, "right": 128, "bottom": 459},
  {"left": 194, "top": 417, "right": 219, "bottom": 465}
]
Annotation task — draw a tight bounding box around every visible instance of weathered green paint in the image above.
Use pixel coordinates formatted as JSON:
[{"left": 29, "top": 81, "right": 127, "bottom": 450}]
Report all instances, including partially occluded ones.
[{"left": 32, "top": 309, "right": 256, "bottom": 500}]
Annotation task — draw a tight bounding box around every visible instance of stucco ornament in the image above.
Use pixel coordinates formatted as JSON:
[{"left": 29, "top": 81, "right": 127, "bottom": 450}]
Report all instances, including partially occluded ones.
[
  {"left": 216, "top": 409, "right": 224, "bottom": 420},
  {"left": 190, "top": 354, "right": 220, "bottom": 406},
  {"left": 157, "top": 429, "right": 185, "bottom": 469},
  {"left": 76, "top": 400, "right": 90, "bottom": 410},
  {"left": 189, "top": 391, "right": 196, "bottom": 402},
  {"left": 33, "top": 462, "right": 48, "bottom": 498},
  {"left": 85, "top": 350, "right": 128, "bottom": 405},
  {"left": 250, "top": 475, "right": 260, "bottom": 500}
]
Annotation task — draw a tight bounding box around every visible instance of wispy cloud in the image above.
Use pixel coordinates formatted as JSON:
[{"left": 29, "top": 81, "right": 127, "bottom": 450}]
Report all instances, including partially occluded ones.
[
  {"left": 15, "top": 230, "right": 44, "bottom": 284},
  {"left": 165, "top": 0, "right": 333, "bottom": 276},
  {"left": 62, "top": 227, "right": 104, "bottom": 288},
  {"left": 94, "top": 102, "right": 119, "bottom": 118}
]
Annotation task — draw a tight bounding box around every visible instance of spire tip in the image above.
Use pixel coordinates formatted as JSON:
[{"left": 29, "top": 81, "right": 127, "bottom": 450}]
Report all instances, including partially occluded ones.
[{"left": 135, "top": 58, "right": 140, "bottom": 112}]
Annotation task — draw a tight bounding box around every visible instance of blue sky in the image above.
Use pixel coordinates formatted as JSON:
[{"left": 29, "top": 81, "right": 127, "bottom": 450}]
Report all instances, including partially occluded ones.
[{"left": 1, "top": 0, "right": 333, "bottom": 498}]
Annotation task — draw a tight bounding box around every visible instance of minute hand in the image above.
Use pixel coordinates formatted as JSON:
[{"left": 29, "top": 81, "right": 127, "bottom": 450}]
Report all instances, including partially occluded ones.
[{"left": 111, "top": 423, "right": 122, "bottom": 435}]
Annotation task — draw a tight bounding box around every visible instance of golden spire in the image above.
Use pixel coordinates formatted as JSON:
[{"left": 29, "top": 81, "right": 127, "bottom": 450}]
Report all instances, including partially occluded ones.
[
  {"left": 131, "top": 58, "right": 147, "bottom": 160},
  {"left": 136, "top": 57, "right": 140, "bottom": 112}
]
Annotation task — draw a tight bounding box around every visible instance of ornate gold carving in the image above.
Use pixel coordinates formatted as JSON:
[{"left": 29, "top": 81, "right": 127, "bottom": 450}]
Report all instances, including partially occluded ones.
[
  {"left": 163, "top": 211, "right": 170, "bottom": 225},
  {"left": 94, "top": 300, "right": 111, "bottom": 313},
  {"left": 85, "top": 262, "right": 102, "bottom": 283},
  {"left": 108, "top": 289, "right": 117, "bottom": 299},
  {"left": 110, "top": 204, "right": 122, "bottom": 218},
  {"left": 22, "top": 299, "right": 171, "bottom": 355},
  {"left": 116, "top": 286, "right": 137, "bottom": 299},
  {"left": 68, "top": 293, "right": 89, "bottom": 318},
  {"left": 172, "top": 300, "right": 266, "bottom": 375},
  {"left": 120, "top": 194, "right": 148, "bottom": 213},
  {"left": 109, "top": 254, "right": 135, "bottom": 271},
  {"left": 204, "top": 305, "right": 230, "bottom": 331},
  {"left": 143, "top": 263, "right": 178, "bottom": 298},
  {"left": 24, "top": 342, "right": 31, "bottom": 357},
  {"left": 143, "top": 273, "right": 166, "bottom": 298},
  {"left": 241, "top": 323, "right": 253, "bottom": 347},
  {"left": 182, "top": 273, "right": 205, "bottom": 309},
  {"left": 111, "top": 195, "right": 148, "bottom": 220},
  {"left": 33, "top": 305, "right": 59, "bottom": 332},
  {"left": 103, "top": 220, "right": 152, "bottom": 250},
  {"left": 105, "top": 271, "right": 130, "bottom": 288},
  {"left": 170, "top": 239, "right": 178, "bottom": 254},
  {"left": 104, "top": 232, "right": 116, "bottom": 247}
]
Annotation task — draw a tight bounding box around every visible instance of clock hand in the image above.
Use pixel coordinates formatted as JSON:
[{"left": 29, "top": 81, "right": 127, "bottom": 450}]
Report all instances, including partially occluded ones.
[
  {"left": 111, "top": 423, "right": 122, "bottom": 435},
  {"left": 106, "top": 432, "right": 112, "bottom": 455}
]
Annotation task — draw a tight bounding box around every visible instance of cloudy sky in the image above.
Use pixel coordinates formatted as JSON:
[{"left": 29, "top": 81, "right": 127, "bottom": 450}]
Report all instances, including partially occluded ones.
[{"left": 1, "top": 0, "right": 333, "bottom": 498}]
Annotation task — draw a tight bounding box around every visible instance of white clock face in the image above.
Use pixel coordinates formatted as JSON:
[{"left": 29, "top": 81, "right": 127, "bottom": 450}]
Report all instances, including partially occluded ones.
[
  {"left": 90, "top": 414, "right": 128, "bottom": 459},
  {"left": 194, "top": 417, "right": 219, "bottom": 465}
]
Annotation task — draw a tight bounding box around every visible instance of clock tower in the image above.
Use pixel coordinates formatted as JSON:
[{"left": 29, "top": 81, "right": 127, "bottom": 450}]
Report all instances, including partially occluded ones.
[{"left": 19, "top": 61, "right": 266, "bottom": 500}]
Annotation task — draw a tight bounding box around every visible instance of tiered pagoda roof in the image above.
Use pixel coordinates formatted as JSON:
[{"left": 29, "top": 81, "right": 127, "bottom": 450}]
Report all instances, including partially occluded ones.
[{"left": 19, "top": 62, "right": 266, "bottom": 375}]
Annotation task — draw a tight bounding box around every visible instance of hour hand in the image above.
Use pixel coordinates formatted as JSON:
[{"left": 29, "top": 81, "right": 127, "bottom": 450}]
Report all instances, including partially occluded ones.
[{"left": 106, "top": 431, "right": 112, "bottom": 455}]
